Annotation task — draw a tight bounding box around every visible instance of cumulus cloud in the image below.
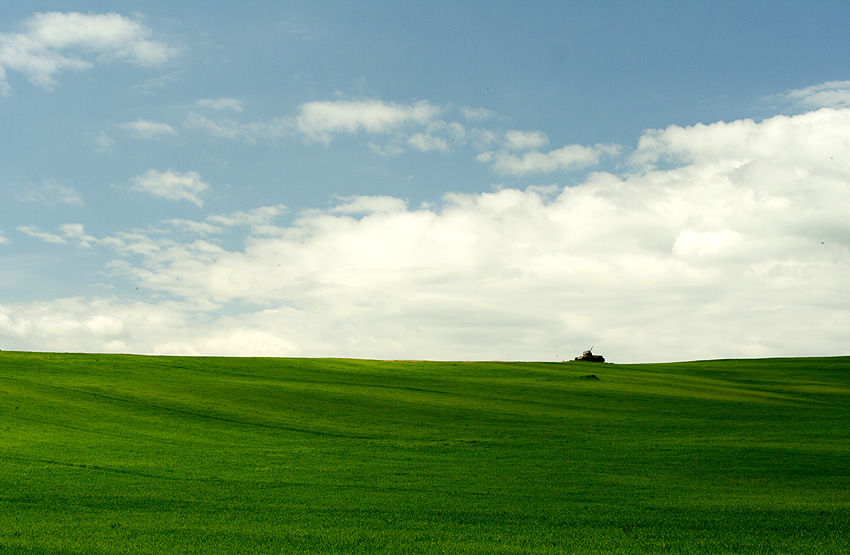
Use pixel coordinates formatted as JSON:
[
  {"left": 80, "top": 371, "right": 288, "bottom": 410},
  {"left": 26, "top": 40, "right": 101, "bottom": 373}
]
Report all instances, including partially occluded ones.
[
  {"left": 181, "top": 97, "right": 473, "bottom": 154},
  {"left": 478, "top": 143, "right": 621, "bottom": 176},
  {"left": 121, "top": 119, "right": 176, "bottom": 139},
  {"left": 179, "top": 98, "right": 486, "bottom": 155},
  {"left": 503, "top": 129, "right": 549, "bottom": 150},
  {"left": 4, "top": 106, "right": 849, "bottom": 362},
  {"left": 630, "top": 107, "right": 850, "bottom": 169},
  {"left": 129, "top": 169, "right": 209, "bottom": 206},
  {"left": 296, "top": 99, "right": 441, "bottom": 143},
  {"left": 0, "top": 231, "right": 10, "bottom": 245},
  {"left": 405, "top": 121, "right": 466, "bottom": 153},
  {"left": 0, "top": 297, "right": 196, "bottom": 354},
  {"left": 0, "top": 11, "right": 178, "bottom": 94},
  {"left": 407, "top": 133, "right": 450, "bottom": 152}
]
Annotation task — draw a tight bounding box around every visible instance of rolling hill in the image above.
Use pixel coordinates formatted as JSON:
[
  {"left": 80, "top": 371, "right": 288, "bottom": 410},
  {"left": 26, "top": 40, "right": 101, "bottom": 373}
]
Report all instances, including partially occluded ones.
[{"left": 1, "top": 352, "right": 848, "bottom": 554}]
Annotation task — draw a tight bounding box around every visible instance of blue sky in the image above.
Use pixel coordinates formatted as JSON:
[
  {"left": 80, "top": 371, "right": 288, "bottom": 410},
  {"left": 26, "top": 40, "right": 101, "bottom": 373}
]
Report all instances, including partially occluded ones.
[{"left": 2, "top": 2, "right": 850, "bottom": 361}]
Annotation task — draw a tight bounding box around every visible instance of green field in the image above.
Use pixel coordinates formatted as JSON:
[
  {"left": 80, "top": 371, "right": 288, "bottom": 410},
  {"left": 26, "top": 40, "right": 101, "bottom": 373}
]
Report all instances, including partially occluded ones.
[{"left": 1, "top": 352, "right": 848, "bottom": 554}]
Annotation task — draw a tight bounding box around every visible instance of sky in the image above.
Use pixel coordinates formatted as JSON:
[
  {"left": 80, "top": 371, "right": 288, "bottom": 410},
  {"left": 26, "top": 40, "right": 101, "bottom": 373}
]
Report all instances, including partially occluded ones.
[{"left": 1, "top": 2, "right": 850, "bottom": 362}]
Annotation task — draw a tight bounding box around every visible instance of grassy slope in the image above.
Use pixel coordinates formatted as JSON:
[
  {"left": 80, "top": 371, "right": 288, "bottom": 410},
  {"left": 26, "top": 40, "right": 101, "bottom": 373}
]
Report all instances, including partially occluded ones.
[{"left": 0, "top": 352, "right": 848, "bottom": 554}]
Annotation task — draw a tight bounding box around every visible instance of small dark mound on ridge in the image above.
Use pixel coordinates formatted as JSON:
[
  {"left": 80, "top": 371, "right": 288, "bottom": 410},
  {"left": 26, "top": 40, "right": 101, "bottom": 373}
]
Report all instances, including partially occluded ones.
[{"left": 580, "top": 374, "right": 600, "bottom": 380}]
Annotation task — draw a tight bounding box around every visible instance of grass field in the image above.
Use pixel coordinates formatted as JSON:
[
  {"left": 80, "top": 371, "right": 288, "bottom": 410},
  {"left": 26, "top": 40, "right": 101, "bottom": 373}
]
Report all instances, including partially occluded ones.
[{"left": 1, "top": 352, "right": 848, "bottom": 554}]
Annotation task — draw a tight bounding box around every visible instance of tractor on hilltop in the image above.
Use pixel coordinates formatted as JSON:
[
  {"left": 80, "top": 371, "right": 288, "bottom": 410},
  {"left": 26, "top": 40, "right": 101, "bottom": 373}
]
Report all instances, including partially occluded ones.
[{"left": 574, "top": 347, "right": 605, "bottom": 363}]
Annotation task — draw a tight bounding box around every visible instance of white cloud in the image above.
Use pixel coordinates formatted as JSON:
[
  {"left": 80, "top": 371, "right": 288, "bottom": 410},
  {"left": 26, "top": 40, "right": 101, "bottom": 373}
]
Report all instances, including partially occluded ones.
[
  {"left": 329, "top": 195, "right": 407, "bottom": 215},
  {"left": 183, "top": 98, "right": 470, "bottom": 153},
  {"left": 85, "top": 130, "right": 114, "bottom": 153},
  {"left": 296, "top": 99, "right": 441, "bottom": 143},
  {"left": 671, "top": 228, "right": 745, "bottom": 259},
  {"left": 184, "top": 112, "right": 254, "bottom": 142},
  {"left": 206, "top": 204, "right": 288, "bottom": 235},
  {"left": 777, "top": 81, "right": 850, "bottom": 110},
  {"left": 184, "top": 111, "right": 292, "bottom": 143},
  {"left": 478, "top": 143, "right": 621, "bottom": 176},
  {"left": 16, "top": 223, "right": 98, "bottom": 247},
  {"left": 58, "top": 223, "right": 98, "bottom": 248},
  {"left": 461, "top": 106, "right": 497, "bottom": 122},
  {"left": 129, "top": 169, "right": 209, "bottom": 206},
  {"left": 121, "top": 119, "right": 176, "bottom": 139},
  {"left": 16, "top": 225, "right": 67, "bottom": 244},
  {"left": 0, "top": 297, "right": 195, "bottom": 354},
  {"left": 16, "top": 179, "right": 84, "bottom": 205},
  {"left": 5, "top": 106, "right": 849, "bottom": 362},
  {"left": 630, "top": 107, "right": 850, "bottom": 170},
  {"left": 503, "top": 129, "right": 549, "bottom": 150},
  {"left": 0, "top": 11, "right": 178, "bottom": 94},
  {"left": 0, "top": 231, "right": 10, "bottom": 245},
  {"left": 161, "top": 219, "right": 224, "bottom": 236},
  {"left": 468, "top": 127, "right": 499, "bottom": 151},
  {"left": 407, "top": 133, "right": 450, "bottom": 153}
]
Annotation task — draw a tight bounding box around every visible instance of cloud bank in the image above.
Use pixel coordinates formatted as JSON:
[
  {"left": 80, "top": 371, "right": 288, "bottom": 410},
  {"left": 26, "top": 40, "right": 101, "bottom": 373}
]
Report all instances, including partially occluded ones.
[{"left": 3, "top": 106, "right": 848, "bottom": 362}]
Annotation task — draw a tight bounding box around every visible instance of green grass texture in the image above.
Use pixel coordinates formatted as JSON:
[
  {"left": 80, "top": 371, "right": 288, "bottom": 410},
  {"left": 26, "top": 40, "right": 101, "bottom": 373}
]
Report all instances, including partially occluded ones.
[{"left": 1, "top": 352, "right": 848, "bottom": 554}]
